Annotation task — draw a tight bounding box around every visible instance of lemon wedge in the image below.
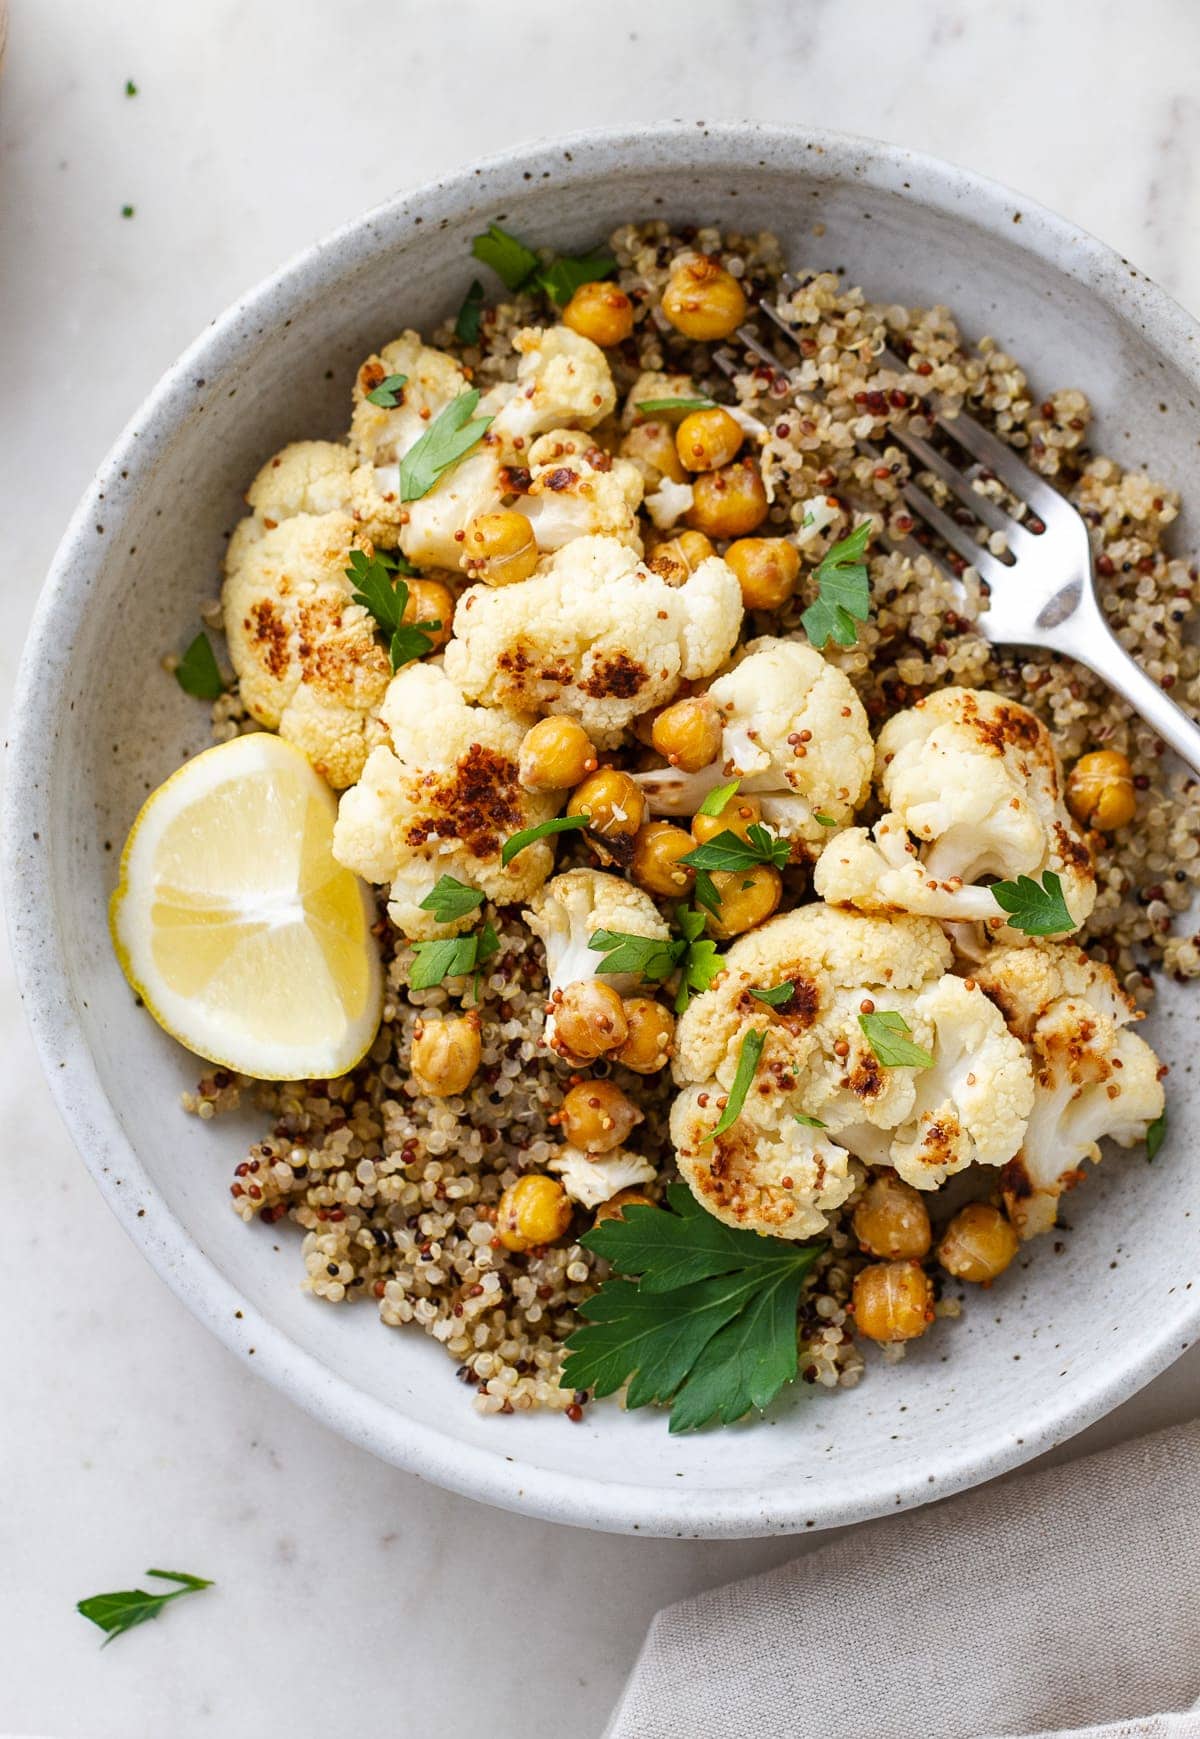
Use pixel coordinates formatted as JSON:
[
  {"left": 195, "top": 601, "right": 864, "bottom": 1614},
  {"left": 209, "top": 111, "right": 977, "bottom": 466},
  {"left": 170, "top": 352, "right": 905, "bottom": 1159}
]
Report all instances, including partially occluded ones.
[{"left": 110, "top": 733, "right": 382, "bottom": 1080}]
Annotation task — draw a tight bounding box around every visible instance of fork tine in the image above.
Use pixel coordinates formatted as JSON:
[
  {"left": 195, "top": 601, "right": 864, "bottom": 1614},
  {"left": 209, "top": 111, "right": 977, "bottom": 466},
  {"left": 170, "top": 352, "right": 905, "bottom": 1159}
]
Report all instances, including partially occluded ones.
[
  {"left": 885, "top": 422, "right": 1018, "bottom": 543},
  {"left": 896, "top": 478, "right": 1012, "bottom": 585}
]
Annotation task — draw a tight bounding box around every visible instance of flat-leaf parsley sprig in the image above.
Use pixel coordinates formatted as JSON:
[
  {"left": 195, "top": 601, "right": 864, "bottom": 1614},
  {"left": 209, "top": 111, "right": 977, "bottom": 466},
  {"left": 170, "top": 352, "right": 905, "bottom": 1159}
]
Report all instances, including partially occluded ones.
[
  {"left": 990, "top": 870, "right": 1074, "bottom": 937},
  {"left": 346, "top": 549, "right": 440, "bottom": 672},
  {"left": 398, "top": 389, "right": 493, "bottom": 503},
  {"left": 469, "top": 221, "right": 617, "bottom": 306},
  {"left": 562, "top": 1184, "right": 825, "bottom": 1433},
  {"left": 801, "top": 520, "right": 873, "bottom": 650},
  {"left": 586, "top": 904, "right": 724, "bottom": 1014},
  {"left": 77, "top": 1568, "right": 213, "bottom": 1647}
]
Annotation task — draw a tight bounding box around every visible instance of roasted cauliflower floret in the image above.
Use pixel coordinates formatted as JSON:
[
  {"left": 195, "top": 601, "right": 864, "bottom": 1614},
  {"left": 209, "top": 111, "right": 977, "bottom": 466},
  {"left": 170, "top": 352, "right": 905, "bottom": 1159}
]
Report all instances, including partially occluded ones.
[
  {"left": 487, "top": 325, "right": 616, "bottom": 454},
  {"left": 548, "top": 1143, "right": 658, "bottom": 1209},
  {"left": 443, "top": 534, "right": 743, "bottom": 747},
  {"left": 524, "top": 868, "right": 670, "bottom": 1055},
  {"left": 516, "top": 430, "right": 643, "bottom": 552},
  {"left": 221, "top": 507, "right": 390, "bottom": 789},
  {"left": 331, "top": 663, "right": 558, "bottom": 937},
  {"left": 232, "top": 441, "right": 356, "bottom": 546},
  {"left": 633, "top": 636, "right": 873, "bottom": 858},
  {"left": 670, "top": 903, "right": 1032, "bottom": 1233},
  {"left": 973, "top": 941, "right": 1165, "bottom": 1238},
  {"left": 814, "top": 687, "right": 1096, "bottom": 934}
]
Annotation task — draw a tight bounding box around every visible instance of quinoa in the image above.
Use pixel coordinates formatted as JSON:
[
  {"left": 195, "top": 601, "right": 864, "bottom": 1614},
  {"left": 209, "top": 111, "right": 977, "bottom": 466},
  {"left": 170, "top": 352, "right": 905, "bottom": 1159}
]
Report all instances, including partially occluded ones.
[{"left": 189, "top": 219, "right": 1199, "bottom": 1418}]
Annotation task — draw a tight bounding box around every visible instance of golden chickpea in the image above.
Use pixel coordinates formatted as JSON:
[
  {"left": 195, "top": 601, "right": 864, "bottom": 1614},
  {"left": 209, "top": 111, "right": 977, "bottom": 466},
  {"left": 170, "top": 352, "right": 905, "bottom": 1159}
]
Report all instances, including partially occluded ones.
[
  {"left": 410, "top": 1010, "right": 481, "bottom": 1097},
  {"left": 691, "top": 792, "right": 762, "bottom": 845},
  {"left": 550, "top": 979, "right": 629, "bottom": 1061},
  {"left": 1066, "top": 749, "right": 1136, "bottom": 831},
  {"left": 556, "top": 1079, "right": 643, "bottom": 1153},
  {"left": 631, "top": 821, "right": 695, "bottom": 898},
  {"left": 518, "top": 716, "right": 598, "bottom": 792},
  {"left": 613, "top": 997, "right": 676, "bottom": 1073},
  {"left": 496, "top": 1173, "right": 573, "bottom": 1252},
  {"left": 568, "top": 768, "right": 647, "bottom": 861},
  {"left": 937, "top": 1202, "right": 1019, "bottom": 1284},
  {"left": 724, "top": 537, "right": 801, "bottom": 610},
  {"left": 461, "top": 509, "right": 539, "bottom": 586},
  {"left": 620, "top": 418, "right": 688, "bottom": 488},
  {"left": 651, "top": 695, "right": 724, "bottom": 773},
  {"left": 594, "top": 1187, "right": 655, "bottom": 1225},
  {"left": 562, "top": 280, "right": 635, "bottom": 348},
  {"left": 705, "top": 864, "right": 782, "bottom": 938},
  {"left": 647, "top": 529, "right": 716, "bottom": 583},
  {"left": 686, "top": 460, "right": 770, "bottom": 538},
  {"left": 852, "top": 1260, "right": 934, "bottom": 1344},
  {"left": 852, "top": 1170, "right": 932, "bottom": 1261},
  {"left": 662, "top": 255, "right": 748, "bottom": 341},
  {"left": 675, "top": 407, "right": 744, "bottom": 473},
  {"left": 403, "top": 578, "right": 454, "bottom": 650}
]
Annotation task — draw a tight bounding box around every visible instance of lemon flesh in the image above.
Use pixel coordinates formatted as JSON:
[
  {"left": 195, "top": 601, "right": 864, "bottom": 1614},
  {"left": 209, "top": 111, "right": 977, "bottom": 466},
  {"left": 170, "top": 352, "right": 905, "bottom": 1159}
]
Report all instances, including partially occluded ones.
[{"left": 110, "top": 733, "right": 382, "bottom": 1080}]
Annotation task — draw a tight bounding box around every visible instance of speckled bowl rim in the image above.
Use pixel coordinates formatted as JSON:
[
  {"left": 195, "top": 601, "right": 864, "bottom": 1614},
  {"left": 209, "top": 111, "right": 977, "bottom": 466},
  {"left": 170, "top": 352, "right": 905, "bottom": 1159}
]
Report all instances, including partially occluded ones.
[{"left": 7, "top": 121, "right": 1200, "bottom": 1538}]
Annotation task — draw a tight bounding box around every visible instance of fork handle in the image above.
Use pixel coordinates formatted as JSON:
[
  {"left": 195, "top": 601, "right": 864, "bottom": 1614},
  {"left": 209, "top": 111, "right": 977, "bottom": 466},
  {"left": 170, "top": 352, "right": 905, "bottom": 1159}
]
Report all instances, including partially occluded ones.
[{"left": 1062, "top": 599, "right": 1200, "bottom": 777}]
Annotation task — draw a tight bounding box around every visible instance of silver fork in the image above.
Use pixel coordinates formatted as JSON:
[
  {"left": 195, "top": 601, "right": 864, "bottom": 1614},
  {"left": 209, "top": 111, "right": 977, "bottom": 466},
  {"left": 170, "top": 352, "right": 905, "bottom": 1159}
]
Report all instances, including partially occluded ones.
[{"left": 723, "top": 280, "right": 1200, "bottom": 775}]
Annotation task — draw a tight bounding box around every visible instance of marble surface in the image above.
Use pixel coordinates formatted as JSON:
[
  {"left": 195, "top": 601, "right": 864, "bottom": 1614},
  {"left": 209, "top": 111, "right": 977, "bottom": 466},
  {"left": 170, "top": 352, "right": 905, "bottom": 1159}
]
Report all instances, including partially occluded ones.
[{"left": 3, "top": 2, "right": 1200, "bottom": 1734}]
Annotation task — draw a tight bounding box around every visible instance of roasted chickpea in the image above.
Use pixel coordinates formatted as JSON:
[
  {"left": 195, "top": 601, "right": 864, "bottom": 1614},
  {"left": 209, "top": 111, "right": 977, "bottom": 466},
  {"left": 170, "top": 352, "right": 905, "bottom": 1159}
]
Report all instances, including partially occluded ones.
[
  {"left": 594, "top": 1187, "right": 655, "bottom": 1225},
  {"left": 724, "top": 537, "right": 801, "bottom": 610},
  {"left": 650, "top": 695, "right": 723, "bottom": 773},
  {"left": 461, "top": 509, "right": 539, "bottom": 586},
  {"left": 675, "top": 407, "right": 744, "bottom": 473},
  {"left": 937, "top": 1202, "right": 1019, "bottom": 1284},
  {"left": 556, "top": 1079, "right": 644, "bottom": 1153},
  {"left": 562, "top": 280, "right": 635, "bottom": 348},
  {"left": 410, "top": 1010, "right": 481, "bottom": 1098},
  {"left": 550, "top": 980, "right": 629, "bottom": 1061},
  {"left": 518, "top": 716, "right": 598, "bottom": 792},
  {"left": 686, "top": 459, "right": 770, "bottom": 538},
  {"left": 496, "top": 1173, "right": 573, "bottom": 1252},
  {"left": 647, "top": 529, "right": 716, "bottom": 583},
  {"left": 852, "top": 1170, "right": 932, "bottom": 1260},
  {"left": 631, "top": 821, "right": 695, "bottom": 898},
  {"left": 1066, "top": 749, "right": 1136, "bottom": 831},
  {"left": 691, "top": 791, "right": 762, "bottom": 845},
  {"left": 852, "top": 1260, "right": 934, "bottom": 1344},
  {"left": 613, "top": 997, "right": 676, "bottom": 1073},
  {"left": 705, "top": 863, "right": 782, "bottom": 938},
  {"left": 568, "top": 768, "right": 647, "bottom": 861},
  {"left": 403, "top": 578, "right": 455, "bottom": 650},
  {"left": 662, "top": 255, "right": 748, "bottom": 341},
  {"left": 620, "top": 418, "right": 688, "bottom": 488}
]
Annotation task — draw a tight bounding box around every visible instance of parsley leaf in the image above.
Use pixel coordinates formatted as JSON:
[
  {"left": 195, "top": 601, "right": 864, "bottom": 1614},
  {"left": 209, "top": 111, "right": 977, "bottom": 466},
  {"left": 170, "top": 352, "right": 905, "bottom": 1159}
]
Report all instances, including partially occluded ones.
[
  {"left": 801, "top": 520, "right": 873, "bottom": 649},
  {"left": 563, "top": 1182, "right": 824, "bottom": 1431},
  {"left": 501, "top": 814, "right": 590, "bottom": 866},
  {"left": 1146, "top": 1107, "right": 1167, "bottom": 1162},
  {"left": 409, "top": 918, "right": 500, "bottom": 994},
  {"left": 124, "top": 79, "right": 138, "bottom": 97},
  {"left": 680, "top": 823, "right": 790, "bottom": 874},
  {"left": 389, "top": 623, "right": 440, "bottom": 671},
  {"left": 419, "top": 875, "right": 485, "bottom": 924},
  {"left": 750, "top": 982, "right": 794, "bottom": 1008},
  {"left": 399, "top": 389, "right": 493, "bottom": 503},
  {"left": 77, "top": 1569, "right": 213, "bottom": 1646},
  {"left": 588, "top": 929, "right": 684, "bottom": 981},
  {"left": 990, "top": 870, "right": 1074, "bottom": 937},
  {"left": 471, "top": 222, "right": 538, "bottom": 291},
  {"left": 706, "top": 1029, "right": 766, "bottom": 1141},
  {"left": 538, "top": 248, "right": 617, "bottom": 306},
  {"left": 346, "top": 550, "right": 437, "bottom": 671},
  {"left": 813, "top": 812, "right": 838, "bottom": 827},
  {"left": 455, "top": 278, "right": 486, "bottom": 344},
  {"left": 794, "top": 1112, "right": 827, "bottom": 1129},
  {"left": 635, "top": 396, "right": 717, "bottom": 414},
  {"left": 671, "top": 904, "right": 725, "bottom": 1012},
  {"left": 365, "top": 372, "right": 408, "bottom": 408},
  {"left": 696, "top": 778, "right": 741, "bottom": 818},
  {"left": 859, "top": 1009, "right": 934, "bottom": 1069},
  {"left": 174, "top": 631, "right": 225, "bottom": 701}
]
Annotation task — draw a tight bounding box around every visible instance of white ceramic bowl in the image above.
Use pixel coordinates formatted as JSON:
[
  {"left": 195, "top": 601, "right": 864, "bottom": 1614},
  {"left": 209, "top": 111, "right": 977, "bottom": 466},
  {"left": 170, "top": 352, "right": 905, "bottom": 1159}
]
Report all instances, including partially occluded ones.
[{"left": 8, "top": 124, "right": 1200, "bottom": 1538}]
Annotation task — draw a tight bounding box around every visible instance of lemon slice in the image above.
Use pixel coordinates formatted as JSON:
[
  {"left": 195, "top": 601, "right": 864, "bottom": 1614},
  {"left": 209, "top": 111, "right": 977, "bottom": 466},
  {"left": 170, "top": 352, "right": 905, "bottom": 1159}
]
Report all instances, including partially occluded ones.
[{"left": 110, "top": 733, "right": 382, "bottom": 1080}]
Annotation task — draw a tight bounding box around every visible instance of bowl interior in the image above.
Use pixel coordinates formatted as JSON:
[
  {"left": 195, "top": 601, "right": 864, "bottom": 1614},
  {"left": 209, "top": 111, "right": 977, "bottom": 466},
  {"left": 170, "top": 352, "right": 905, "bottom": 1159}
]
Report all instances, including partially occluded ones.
[{"left": 11, "top": 128, "right": 1200, "bottom": 1536}]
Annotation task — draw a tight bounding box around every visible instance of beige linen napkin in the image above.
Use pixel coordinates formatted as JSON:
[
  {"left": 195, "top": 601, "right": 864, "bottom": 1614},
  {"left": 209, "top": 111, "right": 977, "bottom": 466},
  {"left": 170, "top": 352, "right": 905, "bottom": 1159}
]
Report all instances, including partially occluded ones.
[{"left": 606, "top": 1421, "right": 1200, "bottom": 1739}]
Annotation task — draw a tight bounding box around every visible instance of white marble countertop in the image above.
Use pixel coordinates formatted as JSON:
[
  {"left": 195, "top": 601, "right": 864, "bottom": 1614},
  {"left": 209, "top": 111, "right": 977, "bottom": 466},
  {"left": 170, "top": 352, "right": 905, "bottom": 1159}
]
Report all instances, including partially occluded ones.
[{"left": 3, "top": 2, "right": 1200, "bottom": 1734}]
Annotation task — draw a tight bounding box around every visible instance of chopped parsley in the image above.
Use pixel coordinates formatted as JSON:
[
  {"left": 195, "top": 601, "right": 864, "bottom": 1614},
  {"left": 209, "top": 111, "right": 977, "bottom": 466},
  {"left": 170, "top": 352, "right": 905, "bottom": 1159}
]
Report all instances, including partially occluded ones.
[
  {"left": 471, "top": 222, "right": 539, "bottom": 291},
  {"left": 469, "top": 221, "right": 616, "bottom": 304},
  {"left": 635, "top": 397, "right": 717, "bottom": 415},
  {"left": 455, "top": 278, "right": 486, "bottom": 345},
  {"left": 418, "top": 875, "right": 485, "bottom": 924},
  {"left": 409, "top": 920, "right": 499, "bottom": 992},
  {"left": 680, "top": 824, "right": 790, "bottom": 875},
  {"left": 124, "top": 79, "right": 138, "bottom": 97},
  {"left": 858, "top": 1009, "right": 934, "bottom": 1069},
  {"left": 174, "top": 632, "right": 225, "bottom": 700},
  {"left": 696, "top": 778, "right": 741, "bottom": 818},
  {"left": 794, "top": 1112, "right": 827, "bottom": 1129},
  {"left": 538, "top": 248, "right": 617, "bottom": 307},
  {"left": 77, "top": 1569, "right": 212, "bottom": 1646},
  {"left": 345, "top": 550, "right": 439, "bottom": 672},
  {"left": 399, "top": 389, "right": 493, "bottom": 503},
  {"left": 1146, "top": 1107, "right": 1167, "bottom": 1162},
  {"left": 500, "top": 814, "right": 590, "bottom": 866},
  {"left": 365, "top": 372, "right": 408, "bottom": 408},
  {"left": 990, "top": 870, "right": 1074, "bottom": 937},
  {"left": 801, "top": 520, "right": 873, "bottom": 650},
  {"left": 750, "top": 982, "right": 794, "bottom": 1008},
  {"left": 705, "top": 1029, "right": 766, "bottom": 1142}
]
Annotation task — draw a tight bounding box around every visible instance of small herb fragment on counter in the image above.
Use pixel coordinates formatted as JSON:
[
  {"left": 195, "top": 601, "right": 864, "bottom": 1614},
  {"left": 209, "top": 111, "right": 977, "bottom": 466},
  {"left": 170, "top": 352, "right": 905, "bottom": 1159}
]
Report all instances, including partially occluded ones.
[
  {"left": 801, "top": 520, "right": 872, "bottom": 650},
  {"left": 859, "top": 1009, "right": 934, "bottom": 1070},
  {"left": 1146, "top": 1107, "right": 1167, "bottom": 1162},
  {"left": 455, "top": 278, "right": 486, "bottom": 345},
  {"left": 124, "top": 79, "right": 138, "bottom": 96},
  {"left": 635, "top": 397, "right": 718, "bottom": 415},
  {"left": 409, "top": 919, "right": 499, "bottom": 992},
  {"left": 696, "top": 778, "right": 741, "bottom": 819},
  {"left": 346, "top": 550, "right": 439, "bottom": 672},
  {"left": 365, "top": 372, "right": 408, "bottom": 408},
  {"left": 814, "top": 812, "right": 838, "bottom": 827},
  {"left": 562, "top": 1182, "right": 824, "bottom": 1433},
  {"left": 750, "top": 982, "right": 794, "bottom": 1008},
  {"left": 174, "top": 632, "right": 225, "bottom": 700},
  {"left": 794, "top": 1112, "right": 827, "bottom": 1129},
  {"left": 419, "top": 875, "right": 485, "bottom": 924},
  {"left": 501, "top": 813, "right": 590, "bottom": 866},
  {"left": 471, "top": 222, "right": 539, "bottom": 291},
  {"left": 538, "top": 248, "right": 617, "bottom": 306},
  {"left": 77, "top": 1569, "right": 213, "bottom": 1647},
  {"left": 681, "top": 823, "right": 790, "bottom": 874},
  {"left": 399, "top": 389, "right": 493, "bottom": 503},
  {"left": 990, "top": 870, "right": 1074, "bottom": 937},
  {"left": 121, "top": 205, "right": 135, "bottom": 219},
  {"left": 705, "top": 1029, "right": 766, "bottom": 1142}
]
